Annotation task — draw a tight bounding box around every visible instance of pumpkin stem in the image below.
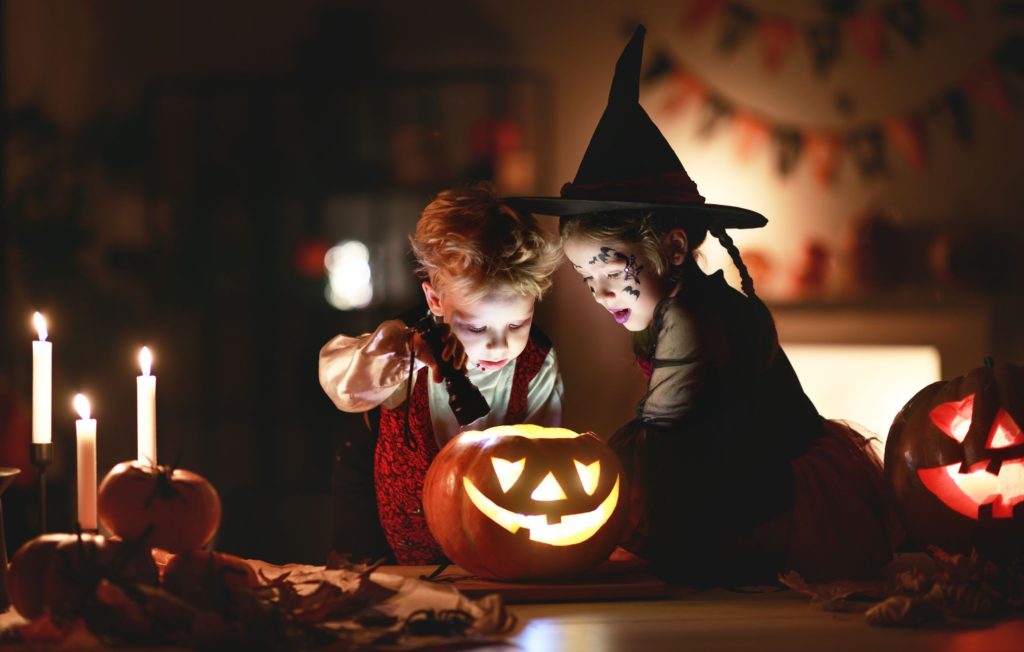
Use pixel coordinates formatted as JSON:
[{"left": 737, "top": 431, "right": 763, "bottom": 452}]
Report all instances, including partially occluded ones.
[
  {"left": 983, "top": 356, "right": 994, "bottom": 368},
  {"left": 143, "top": 455, "right": 194, "bottom": 508}
]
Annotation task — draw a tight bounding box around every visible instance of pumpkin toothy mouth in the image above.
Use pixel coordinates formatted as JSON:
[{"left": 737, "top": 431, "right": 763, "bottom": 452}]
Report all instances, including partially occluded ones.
[
  {"left": 918, "top": 459, "right": 1024, "bottom": 520},
  {"left": 462, "top": 476, "right": 620, "bottom": 546}
]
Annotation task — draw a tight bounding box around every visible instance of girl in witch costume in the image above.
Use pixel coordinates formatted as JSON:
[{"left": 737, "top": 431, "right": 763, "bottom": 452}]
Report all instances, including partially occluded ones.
[
  {"left": 510, "top": 26, "right": 901, "bottom": 583},
  {"left": 319, "top": 183, "right": 564, "bottom": 565}
]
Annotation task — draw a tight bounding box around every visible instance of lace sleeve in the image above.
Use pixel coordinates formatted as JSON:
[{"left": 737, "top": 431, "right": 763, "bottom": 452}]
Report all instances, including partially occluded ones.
[{"left": 638, "top": 300, "right": 726, "bottom": 427}]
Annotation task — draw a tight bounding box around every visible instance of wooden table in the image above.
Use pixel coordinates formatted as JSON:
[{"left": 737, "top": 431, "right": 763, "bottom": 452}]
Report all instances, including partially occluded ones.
[{"left": 481, "top": 589, "right": 1024, "bottom": 652}]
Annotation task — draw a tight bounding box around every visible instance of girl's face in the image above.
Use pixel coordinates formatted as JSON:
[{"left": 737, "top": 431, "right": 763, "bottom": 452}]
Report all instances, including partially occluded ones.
[
  {"left": 563, "top": 236, "right": 670, "bottom": 332},
  {"left": 423, "top": 283, "right": 535, "bottom": 372}
]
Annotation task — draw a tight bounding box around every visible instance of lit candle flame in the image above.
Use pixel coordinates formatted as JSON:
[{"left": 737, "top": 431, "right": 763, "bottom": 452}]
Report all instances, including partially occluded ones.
[
  {"left": 33, "top": 312, "right": 48, "bottom": 341},
  {"left": 73, "top": 394, "right": 91, "bottom": 420},
  {"left": 139, "top": 347, "right": 152, "bottom": 376}
]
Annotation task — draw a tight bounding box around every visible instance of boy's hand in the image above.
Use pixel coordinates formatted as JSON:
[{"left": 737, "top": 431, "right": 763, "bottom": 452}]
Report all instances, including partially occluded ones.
[{"left": 411, "top": 324, "right": 468, "bottom": 383}]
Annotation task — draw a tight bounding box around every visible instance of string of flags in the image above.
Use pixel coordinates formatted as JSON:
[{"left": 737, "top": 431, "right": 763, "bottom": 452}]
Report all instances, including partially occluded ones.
[
  {"left": 679, "top": 0, "right": 994, "bottom": 75},
  {"left": 644, "top": 4, "right": 1023, "bottom": 185}
]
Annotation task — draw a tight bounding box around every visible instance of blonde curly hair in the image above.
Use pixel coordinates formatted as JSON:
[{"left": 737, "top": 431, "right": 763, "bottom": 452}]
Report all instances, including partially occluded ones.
[{"left": 411, "top": 183, "right": 561, "bottom": 302}]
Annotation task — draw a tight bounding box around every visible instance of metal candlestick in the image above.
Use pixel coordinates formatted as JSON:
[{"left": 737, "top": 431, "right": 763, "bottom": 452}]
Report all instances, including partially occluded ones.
[
  {"left": 30, "top": 443, "right": 52, "bottom": 533},
  {"left": 0, "top": 467, "right": 21, "bottom": 611}
]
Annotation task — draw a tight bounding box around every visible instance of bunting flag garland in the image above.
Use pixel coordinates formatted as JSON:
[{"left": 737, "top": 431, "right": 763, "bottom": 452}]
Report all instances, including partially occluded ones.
[
  {"left": 680, "top": 0, "right": 968, "bottom": 75},
  {"left": 648, "top": 34, "right": 1022, "bottom": 185}
]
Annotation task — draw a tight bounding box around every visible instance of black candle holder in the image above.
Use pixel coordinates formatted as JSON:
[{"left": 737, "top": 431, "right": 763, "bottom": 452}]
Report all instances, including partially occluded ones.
[
  {"left": 30, "top": 443, "right": 52, "bottom": 533},
  {"left": 0, "top": 467, "right": 21, "bottom": 611}
]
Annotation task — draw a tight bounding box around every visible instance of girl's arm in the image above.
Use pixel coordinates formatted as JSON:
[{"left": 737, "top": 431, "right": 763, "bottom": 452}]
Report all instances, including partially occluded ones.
[
  {"left": 639, "top": 302, "right": 725, "bottom": 427},
  {"left": 318, "top": 320, "right": 423, "bottom": 412},
  {"left": 523, "top": 349, "right": 565, "bottom": 427}
]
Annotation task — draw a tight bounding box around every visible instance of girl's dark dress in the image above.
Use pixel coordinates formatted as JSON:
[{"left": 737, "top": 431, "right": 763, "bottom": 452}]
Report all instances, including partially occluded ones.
[{"left": 611, "top": 266, "right": 901, "bottom": 583}]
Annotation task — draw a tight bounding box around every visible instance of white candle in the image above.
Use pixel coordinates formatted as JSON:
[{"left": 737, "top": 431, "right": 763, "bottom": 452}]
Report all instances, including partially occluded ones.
[
  {"left": 32, "top": 313, "right": 52, "bottom": 445},
  {"left": 73, "top": 394, "right": 98, "bottom": 531},
  {"left": 137, "top": 347, "right": 157, "bottom": 465}
]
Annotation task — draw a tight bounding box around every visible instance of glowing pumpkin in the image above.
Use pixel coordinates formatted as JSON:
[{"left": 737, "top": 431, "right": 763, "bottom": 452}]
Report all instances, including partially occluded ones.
[
  {"left": 885, "top": 360, "right": 1024, "bottom": 557},
  {"left": 423, "top": 424, "right": 627, "bottom": 580}
]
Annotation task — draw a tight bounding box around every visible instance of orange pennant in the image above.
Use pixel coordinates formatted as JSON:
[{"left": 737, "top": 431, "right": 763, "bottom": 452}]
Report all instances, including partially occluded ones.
[
  {"left": 845, "top": 14, "right": 887, "bottom": 69},
  {"left": 964, "top": 62, "right": 1010, "bottom": 115},
  {"left": 883, "top": 116, "right": 928, "bottom": 170},
  {"left": 805, "top": 132, "right": 842, "bottom": 186},
  {"left": 759, "top": 19, "right": 798, "bottom": 72},
  {"left": 680, "top": 0, "right": 724, "bottom": 33},
  {"left": 661, "top": 71, "right": 707, "bottom": 115},
  {"left": 732, "top": 112, "right": 771, "bottom": 161}
]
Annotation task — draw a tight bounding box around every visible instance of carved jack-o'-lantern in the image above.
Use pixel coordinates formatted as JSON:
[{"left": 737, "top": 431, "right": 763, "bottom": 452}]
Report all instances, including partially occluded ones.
[
  {"left": 885, "top": 361, "right": 1024, "bottom": 556},
  {"left": 423, "top": 424, "right": 627, "bottom": 580}
]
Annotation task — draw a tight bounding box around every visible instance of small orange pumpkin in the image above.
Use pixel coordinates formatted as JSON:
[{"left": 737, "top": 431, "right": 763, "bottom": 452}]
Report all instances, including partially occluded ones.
[
  {"left": 423, "top": 424, "right": 627, "bottom": 580},
  {"left": 98, "top": 461, "right": 221, "bottom": 553},
  {"left": 6, "top": 532, "right": 158, "bottom": 620}
]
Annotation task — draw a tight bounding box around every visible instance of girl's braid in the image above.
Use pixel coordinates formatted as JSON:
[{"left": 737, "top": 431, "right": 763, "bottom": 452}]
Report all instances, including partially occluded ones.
[{"left": 709, "top": 225, "right": 756, "bottom": 298}]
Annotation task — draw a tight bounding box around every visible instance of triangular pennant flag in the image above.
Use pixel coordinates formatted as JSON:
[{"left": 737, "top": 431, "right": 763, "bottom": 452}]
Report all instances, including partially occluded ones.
[
  {"left": 643, "top": 50, "right": 677, "bottom": 83},
  {"left": 732, "top": 112, "right": 771, "bottom": 161},
  {"left": 773, "top": 128, "right": 803, "bottom": 176},
  {"left": 884, "top": 0, "right": 926, "bottom": 48},
  {"left": 928, "top": 90, "right": 973, "bottom": 143},
  {"left": 925, "top": 0, "right": 967, "bottom": 21},
  {"left": 760, "top": 18, "right": 799, "bottom": 72},
  {"left": 964, "top": 61, "right": 1010, "bottom": 115},
  {"left": 696, "top": 95, "right": 732, "bottom": 139},
  {"left": 661, "top": 70, "right": 707, "bottom": 114},
  {"left": 680, "top": 0, "right": 725, "bottom": 32},
  {"left": 846, "top": 14, "right": 888, "bottom": 68},
  {"left": 847, "top": 127, "right": 888, "bottom": 178},
  {"left": 806, "top": 22, "right": 843, "bottom": 77},
  {"left": 805, "top": 132, "right": 843, "bottom": 186},
  {"left": 883, "top": 115, "right": 928, "bottom": 169},
  {"left": 718, "top": 3, "right": 758, "bottom": 53}
]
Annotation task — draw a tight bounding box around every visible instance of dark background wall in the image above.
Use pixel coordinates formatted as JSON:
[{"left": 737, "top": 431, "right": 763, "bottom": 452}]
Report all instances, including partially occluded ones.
[{"left": 1, "top": 0, "right": 1021, "bottom": 563}]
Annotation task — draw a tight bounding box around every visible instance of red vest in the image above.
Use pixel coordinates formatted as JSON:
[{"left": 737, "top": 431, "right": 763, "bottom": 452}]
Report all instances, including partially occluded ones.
[{"left": 375, "top": 330, "right": 551, "bottom": 564}]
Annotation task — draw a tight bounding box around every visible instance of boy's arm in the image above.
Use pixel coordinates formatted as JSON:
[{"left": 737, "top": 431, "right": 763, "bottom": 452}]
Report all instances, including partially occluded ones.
[
  {"left": 318, "top": 320, "right": 423, "bottom": 412},
  {"left": 523, "top": 349, "right": 565, "bottom": 427}
]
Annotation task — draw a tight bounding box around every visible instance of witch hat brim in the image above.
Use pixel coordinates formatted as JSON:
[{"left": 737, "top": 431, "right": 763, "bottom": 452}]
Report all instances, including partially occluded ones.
[{"left": 508, "top": 25, "right": 766, "bottom": 230}]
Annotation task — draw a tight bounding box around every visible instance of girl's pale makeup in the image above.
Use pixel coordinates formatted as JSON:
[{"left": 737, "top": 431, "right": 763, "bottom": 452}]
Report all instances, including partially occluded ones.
[
  {"left": 563, "top": 237, "right": 669, "bottom": 332},
  {"left": 423, "top": 283, "right": 535, "bottom": 371}
]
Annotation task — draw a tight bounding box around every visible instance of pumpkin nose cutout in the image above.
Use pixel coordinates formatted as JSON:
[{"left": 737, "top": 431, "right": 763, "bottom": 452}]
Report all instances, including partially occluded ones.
[
  {"left": 988, "top": 411, "right": 1023, "bottom": 449},
  {"left": 531, "top": 473, "right": 568, "bottom": 501}
]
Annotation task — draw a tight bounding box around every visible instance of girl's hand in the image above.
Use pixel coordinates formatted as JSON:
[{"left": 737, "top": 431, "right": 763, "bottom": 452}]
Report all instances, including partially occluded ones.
[{"left": 411, "top": 324, "right": 468, "bottom": 383}]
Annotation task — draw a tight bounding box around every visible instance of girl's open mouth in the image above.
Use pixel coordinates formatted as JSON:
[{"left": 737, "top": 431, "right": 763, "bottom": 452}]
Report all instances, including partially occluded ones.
[
  {"left": 477, "top": 358, "right": 509, "bottom": 372},
  {"left": 610, "top": 309, "right": 631, "bottom": 324}
]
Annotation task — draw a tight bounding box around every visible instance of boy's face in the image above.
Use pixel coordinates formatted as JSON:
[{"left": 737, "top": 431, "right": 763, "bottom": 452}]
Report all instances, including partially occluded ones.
[
  {"left": 422, "top": 283, "right": 535, "bottom": 372},
  {"left": 563, "top": 236, "right": 668, "bottom": 332}
]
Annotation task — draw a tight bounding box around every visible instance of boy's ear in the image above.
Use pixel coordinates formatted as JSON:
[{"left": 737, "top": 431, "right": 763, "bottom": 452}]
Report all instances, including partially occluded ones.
[
  {"left": 663, "top": 229, "right": 689, "bottom": 266},
  {"left": 421, "top": 281, "right": 444, "bottom": 317}
]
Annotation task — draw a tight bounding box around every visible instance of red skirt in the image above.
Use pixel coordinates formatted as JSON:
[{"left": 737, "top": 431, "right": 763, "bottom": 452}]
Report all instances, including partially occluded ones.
[{"left": 785, "top": 420, "right": 904, "bottom": 581}]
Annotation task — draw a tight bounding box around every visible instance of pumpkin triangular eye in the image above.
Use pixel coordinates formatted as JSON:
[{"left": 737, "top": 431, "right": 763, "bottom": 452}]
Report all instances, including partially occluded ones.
[
  {"left": 574, "top": 460, "right": 601, "bottom": 495},
  {"left": 930, "top": 394, "right": 974, "bottom": 443},
  {"left": 490, "top": 457, "right": 525, "bottom": 493},
  {"left": 987, "top": 410, "right": 1024, "bottom": 449},
  {"left": 530, "top": 473, "right": 567, "bottom": 501}
]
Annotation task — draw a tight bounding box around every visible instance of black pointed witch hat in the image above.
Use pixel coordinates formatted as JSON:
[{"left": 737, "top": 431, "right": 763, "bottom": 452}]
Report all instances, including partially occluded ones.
[{"left": 508, "top": 25, "right": 766, "bottom": 229}]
